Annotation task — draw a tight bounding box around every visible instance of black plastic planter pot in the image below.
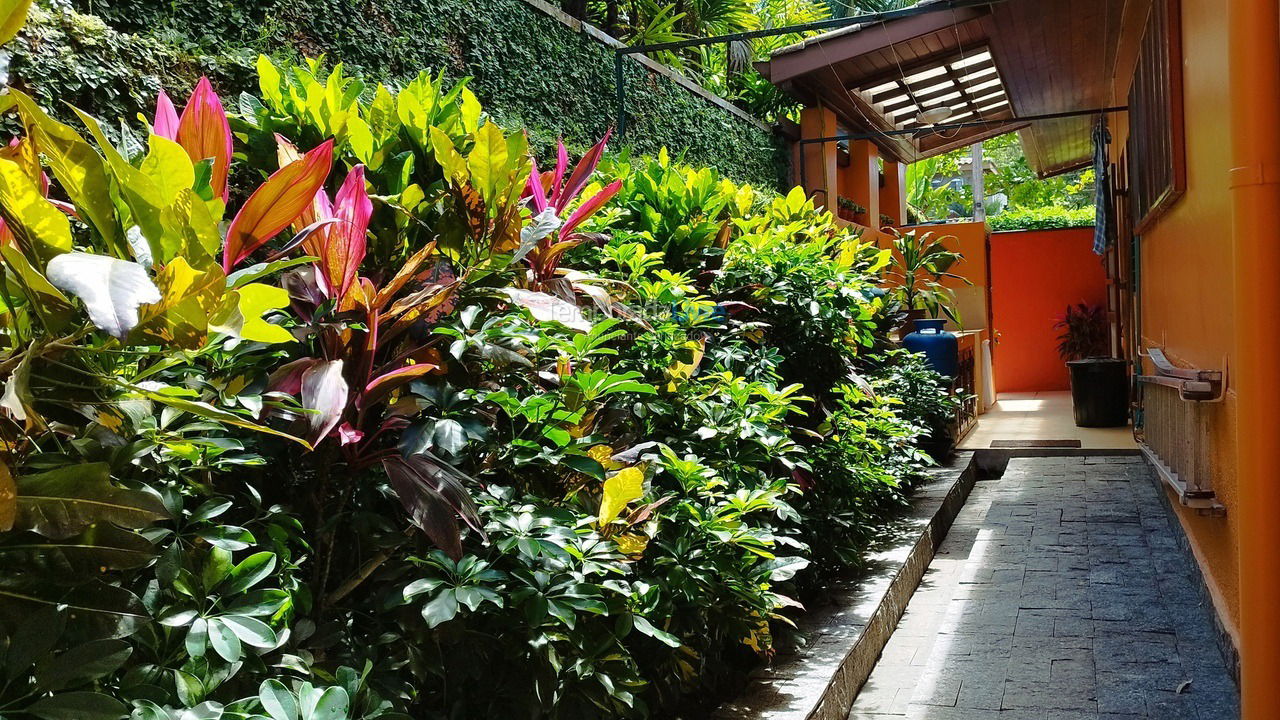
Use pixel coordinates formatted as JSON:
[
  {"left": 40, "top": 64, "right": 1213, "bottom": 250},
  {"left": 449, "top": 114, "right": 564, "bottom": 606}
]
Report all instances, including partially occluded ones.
[{"left": 1066, "top": 358, "right": 1129, "bottom": 427}]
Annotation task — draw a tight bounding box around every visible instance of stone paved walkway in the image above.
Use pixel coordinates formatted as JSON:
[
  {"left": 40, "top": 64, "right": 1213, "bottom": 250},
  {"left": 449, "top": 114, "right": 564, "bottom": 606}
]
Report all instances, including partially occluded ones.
[{"left": 848, "top": 456, "right": 1239, "bottom": 720}]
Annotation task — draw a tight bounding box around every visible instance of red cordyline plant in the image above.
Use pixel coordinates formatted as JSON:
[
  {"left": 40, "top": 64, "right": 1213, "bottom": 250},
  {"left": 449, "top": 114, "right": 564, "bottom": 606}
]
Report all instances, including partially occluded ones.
[{"left": 522, "top": 131, "right": 622, "bottom": 287}]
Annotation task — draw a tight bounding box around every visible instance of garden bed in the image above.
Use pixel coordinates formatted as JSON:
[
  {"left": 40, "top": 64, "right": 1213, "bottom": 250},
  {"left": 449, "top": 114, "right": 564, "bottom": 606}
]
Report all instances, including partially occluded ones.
[{"left": 0, "top": 47, "right": 961, "bottom": 720}]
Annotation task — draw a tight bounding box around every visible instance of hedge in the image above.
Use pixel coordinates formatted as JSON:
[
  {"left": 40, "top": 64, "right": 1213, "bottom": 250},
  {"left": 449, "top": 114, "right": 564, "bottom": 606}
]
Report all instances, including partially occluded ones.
[
  {"left": 10, "top": 0, "right": 787, "bottom": 187},
  {"left": 987, "top": 205, "right": 1095, "bottom": 232}
]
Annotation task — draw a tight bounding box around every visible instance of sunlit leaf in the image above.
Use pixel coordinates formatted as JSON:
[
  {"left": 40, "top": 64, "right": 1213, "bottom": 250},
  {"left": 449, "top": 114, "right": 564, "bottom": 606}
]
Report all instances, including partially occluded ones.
[
  {"left": 598, "top": 466, "right": 644, "bottom": 526},
  {"left": 499, "top": 288, "right": 591, "bottom": 331},
  {"left": 176, "top": 78, "right": 233, "bottom": 203},
  {"left": 223, "top": 139, "right": 333, "bottom": 272},
  {"left": 0, "top": 0, "right": 33, "bottom": 46},
  {"left": 0, "top": 158, "right": 71, "bottom": 264},
  {"left": 9, "top": 92, "right": 124, "bottom": 256},
  {"left": 45, "top": 252, "right": 161, "bottom": 339}
]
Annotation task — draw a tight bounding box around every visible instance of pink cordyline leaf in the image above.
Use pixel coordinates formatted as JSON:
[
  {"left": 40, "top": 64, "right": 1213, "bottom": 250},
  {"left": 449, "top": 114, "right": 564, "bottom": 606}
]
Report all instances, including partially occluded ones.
[
  {"left": 560, "top": 179, "right": 622, "bottom": 238},
  {"left": 300, "top": 359, "right": 348, "bottom": 444},
  {"left": 556, "top": 129, "right": 612, "bottom": 210},
  {"left": 358, "top": 363, "right": 440, "bottom": 410},
  {"left": 319, "top": 164, "right": 372, "bottom": 301},
  {"left": 268, "top": 357, "right": 322, "bottom": 396},
  {"left": 176, "top": 77, "right": 234, "bottom": 203},
  {"left": 549, "top": 141, "right": 569, "bottom": 206},
  {"left": 526, "top": 158, "right": 548, "bottom": 214},
  {"left": 223, "top": 139, "right": 334, "bottom": 273},
  {"left": 338, "top": 423, "right": 364, "bottom": 446},
  {"left": 153, "top": 90, "right": 180, "bottom": 141}
]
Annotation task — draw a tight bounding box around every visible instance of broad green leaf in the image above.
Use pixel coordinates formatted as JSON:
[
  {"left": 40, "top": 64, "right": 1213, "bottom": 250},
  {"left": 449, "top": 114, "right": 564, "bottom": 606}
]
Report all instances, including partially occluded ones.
[
  {"left": 45, "top": 252, "right": 161, "bottom": 339},
  {"left": 598, "top": 467, "right": 644, "bottom": 526},
  {"left": 257, "top": 55, "right": 284, "bottom": 108},
  {"left": 173, "top": 668, "right": 205, "bottom": 705},
  {"left": 0, "top": 158, "right": 71, "bottom": 264},
  {"left": 134, "top": 256, "right": 224, "bottom": 348},
  {"left": 133, "top": 386, "right": 311, "bottom": 449},
  {"left": 631, "top": 615, "right": 681, "bottom": 648},
  {"left": 9, "top": 92, "right": 124, "bottom": 256},
  {"left": 307, "top": 687, "right": 350, "bottom": 720},
  {"left": 1, "top": 245, "right": 72, "bottom": 308},
  {"left": 221, "top": 551, "right": 276, "bottom": 595},
  {"left": 260, "top": 679, "right": 299, "bottom": 720},
  {"left": 220, "top": 615, "right": 277, "bottom": 648},
  {"left": 14, "top": 462, "right": 169, "bottom": 538},
  {"left": 72, "top": 107, "right": 168, "bottom": 251},
  {"left": 0, "top": 0, "right": 33, "bottom": 45},
  {"left": 345, "top": 114, "right": 374, "bottom": 165},
  {"left": 34, "top": 639, "right": 132, "bottom": 692},
  {"left": 0, "top": 577, "right": 148, "bottom": 639},
  {"left": 24, "top": 691, "right": 125, "bottom": 720},
  {"left": 0, "top": 522, "right": 156, "bottom": 571},
  {"left": 420, "top": 591, "right": 459, "bottom": 628},
  {"left": 207, "top": 618, "right": 243, "bottom": 662}
]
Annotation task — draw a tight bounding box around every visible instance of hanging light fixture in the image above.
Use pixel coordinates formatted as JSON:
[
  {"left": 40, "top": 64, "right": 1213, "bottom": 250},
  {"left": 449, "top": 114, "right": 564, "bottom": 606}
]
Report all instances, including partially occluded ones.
[{"left": 916, "top": 106, "right": 955, "bottom": 125}]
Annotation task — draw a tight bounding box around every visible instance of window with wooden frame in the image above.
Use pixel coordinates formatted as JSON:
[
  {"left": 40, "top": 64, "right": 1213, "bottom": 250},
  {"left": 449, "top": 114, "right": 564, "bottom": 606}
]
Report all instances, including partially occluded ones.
[{"left": 1127, "top": 0, "right": 1185, "bottom": 233}]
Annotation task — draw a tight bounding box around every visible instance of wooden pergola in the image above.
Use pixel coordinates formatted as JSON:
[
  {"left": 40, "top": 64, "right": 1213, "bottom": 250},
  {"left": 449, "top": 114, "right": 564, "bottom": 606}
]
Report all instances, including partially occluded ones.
[{"left": 756, "top": 0, "right": 1133, "bottom": 228}]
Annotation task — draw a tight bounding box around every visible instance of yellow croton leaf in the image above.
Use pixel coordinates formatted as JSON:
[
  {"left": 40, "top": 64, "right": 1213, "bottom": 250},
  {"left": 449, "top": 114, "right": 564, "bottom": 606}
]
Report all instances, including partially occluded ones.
[
  {"left": 587, "top": 444, "right": 619, "bottom": 471},
  {"left": 598, "top": 466, "right": 645, "bottom": 527},
  {"left": 210, "top": 283, "right": 294, "bottom": 344},
  {"left": 140, "top": 135, "right": 195, "bottom": 206},
  {"left": 613, "top": 533, "right": 649, "bottom": 557},
  {"left": 0, "top": 458, "right": 13, "bottom": 532},
  {"left": 0, "top": 0, "right": 32, "bottom": 47},
  {"left": 0, "top": 158, "right": 72, "bottom": 264},
  {"left": 135, "top": 257, "right": 225, "bottom": 348},
  {"left": 742, "top": 615, "right": 773, "bottom": 655}
]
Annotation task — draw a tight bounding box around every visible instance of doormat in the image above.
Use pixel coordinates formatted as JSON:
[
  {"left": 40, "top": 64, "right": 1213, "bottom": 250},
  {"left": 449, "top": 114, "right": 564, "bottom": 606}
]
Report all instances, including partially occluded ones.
[{"left": 989, "top": 440, "right": 1083, "bottom": 448}]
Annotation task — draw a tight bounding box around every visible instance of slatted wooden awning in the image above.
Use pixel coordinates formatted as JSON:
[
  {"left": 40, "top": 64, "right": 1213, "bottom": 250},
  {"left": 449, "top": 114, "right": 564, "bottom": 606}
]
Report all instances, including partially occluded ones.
[{"left": 756, "top": 0, "right": 1136, "bottom": 176}]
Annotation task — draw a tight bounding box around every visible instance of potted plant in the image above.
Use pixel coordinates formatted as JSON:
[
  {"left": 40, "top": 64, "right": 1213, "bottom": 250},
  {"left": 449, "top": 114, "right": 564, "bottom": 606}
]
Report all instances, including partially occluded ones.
[
  {"left": 1055, "top": 303, "right": 1128, "bottom": 427},
  {"left": 886, "top": 229, "right": 972, "bottom": 378},
  {"left": 837, "top": 196, "right": 865, "bottom": 223}
]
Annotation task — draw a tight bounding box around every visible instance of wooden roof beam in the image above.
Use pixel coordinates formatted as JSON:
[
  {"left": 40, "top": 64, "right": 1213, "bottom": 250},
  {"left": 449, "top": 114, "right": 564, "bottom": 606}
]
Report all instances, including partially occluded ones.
[{"left": 765, "top": 6, "right": 990, "bottom": 85}]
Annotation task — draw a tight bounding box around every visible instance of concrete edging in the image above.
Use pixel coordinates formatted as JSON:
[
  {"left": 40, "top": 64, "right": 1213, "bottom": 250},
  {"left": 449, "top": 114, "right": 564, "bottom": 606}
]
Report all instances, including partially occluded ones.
[{"left": 714, "top": 453, "right": 979, "bottom": 720}]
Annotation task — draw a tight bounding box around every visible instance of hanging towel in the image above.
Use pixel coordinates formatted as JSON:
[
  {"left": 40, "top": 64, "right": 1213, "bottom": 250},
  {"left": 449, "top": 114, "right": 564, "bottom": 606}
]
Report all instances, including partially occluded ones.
[{"left": 1092, "top": 117, "right": 1115, "bottom": 255}]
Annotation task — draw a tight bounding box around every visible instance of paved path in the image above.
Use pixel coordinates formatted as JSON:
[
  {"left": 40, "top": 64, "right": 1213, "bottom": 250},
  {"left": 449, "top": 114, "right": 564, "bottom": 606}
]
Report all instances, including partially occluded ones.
[{"left": 849, "top": 456, "right": 1239, "bottom": 720}]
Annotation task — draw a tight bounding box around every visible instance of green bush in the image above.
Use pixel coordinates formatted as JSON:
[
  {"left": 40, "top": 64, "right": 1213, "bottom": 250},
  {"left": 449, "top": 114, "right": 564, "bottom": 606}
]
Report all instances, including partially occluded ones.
[
  {"left": 987, "top": 205, "right": 1095, "bottom": 232},
  {"left": 0, "top": 51, "right": 953, "bottom": 720}
]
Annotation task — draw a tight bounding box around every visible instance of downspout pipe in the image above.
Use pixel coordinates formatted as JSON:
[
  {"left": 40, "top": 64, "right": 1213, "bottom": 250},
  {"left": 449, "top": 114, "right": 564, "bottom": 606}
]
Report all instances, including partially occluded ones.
[{"left": 1229, "top": 0, "right": 1280, "bottom": 716}]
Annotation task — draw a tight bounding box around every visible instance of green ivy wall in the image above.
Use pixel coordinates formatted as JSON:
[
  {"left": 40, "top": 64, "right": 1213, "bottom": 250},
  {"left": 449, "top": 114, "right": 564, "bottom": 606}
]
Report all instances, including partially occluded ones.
[{"left": 10, "top": 0, "right": 787, "bottom": 187}]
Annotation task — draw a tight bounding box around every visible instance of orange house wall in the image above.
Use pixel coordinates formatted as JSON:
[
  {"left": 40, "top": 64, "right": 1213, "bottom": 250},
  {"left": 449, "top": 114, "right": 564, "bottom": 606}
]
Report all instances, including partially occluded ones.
[
  {"left": 988, "top": 228, "right": 1108, "bottom": 393},
  {"left": 1112, "top": 0, "right": 1240, "bottom": 642}
]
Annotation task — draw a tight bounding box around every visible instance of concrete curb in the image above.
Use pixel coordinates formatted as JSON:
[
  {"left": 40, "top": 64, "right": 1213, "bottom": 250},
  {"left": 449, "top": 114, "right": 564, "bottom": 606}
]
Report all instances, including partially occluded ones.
[{"left": 714, "top": 452, "right": 979, "bottom": 720}]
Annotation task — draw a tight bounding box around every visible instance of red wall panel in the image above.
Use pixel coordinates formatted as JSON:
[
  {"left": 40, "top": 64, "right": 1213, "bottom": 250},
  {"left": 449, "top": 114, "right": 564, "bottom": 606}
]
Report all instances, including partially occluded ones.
[{"left": 989, "top": 227, "right": 1108, "bottom": 392}]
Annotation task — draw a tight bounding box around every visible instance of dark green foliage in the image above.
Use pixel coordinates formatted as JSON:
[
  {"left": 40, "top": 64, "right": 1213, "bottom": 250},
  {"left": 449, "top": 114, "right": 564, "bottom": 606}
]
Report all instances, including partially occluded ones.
[{"left": 26, "top": 0, "right": 787, "bottom": 186}]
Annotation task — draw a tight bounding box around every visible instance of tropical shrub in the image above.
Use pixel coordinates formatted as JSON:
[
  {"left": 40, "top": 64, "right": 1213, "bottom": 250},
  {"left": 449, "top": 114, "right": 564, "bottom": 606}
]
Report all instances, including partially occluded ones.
[{"left": 0, "top": 42, "right": 956, "bottom": 720}]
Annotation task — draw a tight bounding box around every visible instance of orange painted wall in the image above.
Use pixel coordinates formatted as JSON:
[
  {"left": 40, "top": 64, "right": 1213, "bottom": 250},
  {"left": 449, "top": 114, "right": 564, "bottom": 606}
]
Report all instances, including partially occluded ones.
[
  {"left": 987, "top": 228, "right": 1107, "bottom": 392},
  {"left": 896, "top": 222, "right": 991, "bottom": 332},
  {"left": 1111, "top": 0, "right": 1241, "bottom": 643}
]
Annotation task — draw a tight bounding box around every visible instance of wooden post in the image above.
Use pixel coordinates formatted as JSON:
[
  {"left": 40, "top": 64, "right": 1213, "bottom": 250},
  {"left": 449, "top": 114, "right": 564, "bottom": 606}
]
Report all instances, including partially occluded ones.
[
  {"left": 847, "top": 139, "right": 880, "bottom": 227},
  {"left": 799, "top": 105, "right": 838, "bottom": 211},
  {"left": 882, "top": 160, "right": 908, "bottom": 226}
]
